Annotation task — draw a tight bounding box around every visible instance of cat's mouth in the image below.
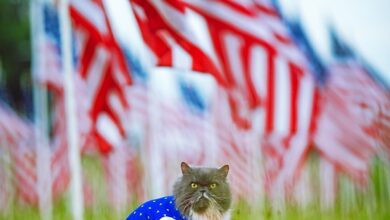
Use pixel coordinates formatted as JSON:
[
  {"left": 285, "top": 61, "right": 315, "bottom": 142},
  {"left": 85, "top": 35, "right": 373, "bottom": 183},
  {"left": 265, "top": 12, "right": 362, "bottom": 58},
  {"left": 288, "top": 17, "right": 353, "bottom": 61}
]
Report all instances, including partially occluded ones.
[
  {"left": 193, "top": 198, "right": 209, "bottom": 213},
  {"left": 192, "top": 192, "right": 211, "bottom": 213}
]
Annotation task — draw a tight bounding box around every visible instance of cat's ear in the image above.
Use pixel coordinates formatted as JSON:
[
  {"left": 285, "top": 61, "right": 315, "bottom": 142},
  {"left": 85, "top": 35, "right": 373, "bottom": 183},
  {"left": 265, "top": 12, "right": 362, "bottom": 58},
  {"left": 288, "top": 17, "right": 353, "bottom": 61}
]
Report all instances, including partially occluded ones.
[
  {"left": 218, "top": 165, "right": 229, "bottom": 178},
  {"left": 181, "top": 162, "right": 191, "bottom": 175}
]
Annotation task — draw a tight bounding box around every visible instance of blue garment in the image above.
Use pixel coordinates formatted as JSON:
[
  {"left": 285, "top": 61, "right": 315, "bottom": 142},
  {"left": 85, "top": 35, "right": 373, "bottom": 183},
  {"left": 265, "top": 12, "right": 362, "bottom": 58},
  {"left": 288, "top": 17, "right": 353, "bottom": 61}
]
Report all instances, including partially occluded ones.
[{"left": 126, "top": 196, "right": 187, "bottom": 220}]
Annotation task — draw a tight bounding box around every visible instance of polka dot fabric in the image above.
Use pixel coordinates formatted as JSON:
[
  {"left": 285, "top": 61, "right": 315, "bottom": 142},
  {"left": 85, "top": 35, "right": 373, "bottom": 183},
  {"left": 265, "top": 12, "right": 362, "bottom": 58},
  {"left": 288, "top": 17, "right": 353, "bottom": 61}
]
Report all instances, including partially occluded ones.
[{"left": 126, "top": 196, "right": 187, "bottom": 220}]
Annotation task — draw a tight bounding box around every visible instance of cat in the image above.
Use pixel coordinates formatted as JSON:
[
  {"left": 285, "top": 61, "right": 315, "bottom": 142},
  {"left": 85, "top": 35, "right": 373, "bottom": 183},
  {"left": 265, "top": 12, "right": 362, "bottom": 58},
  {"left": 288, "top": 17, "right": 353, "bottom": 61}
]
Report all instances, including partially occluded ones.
[{"left": 126, "top": 162, "right": 232, "bottom": 220}]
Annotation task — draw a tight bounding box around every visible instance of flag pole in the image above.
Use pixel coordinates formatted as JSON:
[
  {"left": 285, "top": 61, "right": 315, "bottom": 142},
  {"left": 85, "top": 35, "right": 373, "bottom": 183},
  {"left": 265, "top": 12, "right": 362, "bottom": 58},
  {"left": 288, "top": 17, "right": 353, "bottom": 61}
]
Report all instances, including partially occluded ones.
[
  {"left": 59, "top": 0, "right": 84, "bottom": 219},
  {"left": 30, "top": 1, "right": 52, "bottom": 220}
]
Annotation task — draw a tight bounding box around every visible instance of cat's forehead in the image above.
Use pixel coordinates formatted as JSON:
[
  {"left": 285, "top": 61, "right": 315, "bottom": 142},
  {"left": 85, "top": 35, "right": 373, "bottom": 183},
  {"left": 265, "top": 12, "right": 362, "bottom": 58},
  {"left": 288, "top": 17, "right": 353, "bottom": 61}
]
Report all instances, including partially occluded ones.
[{"left": 188, "top": 168, "right": 221, "bottom": 181}]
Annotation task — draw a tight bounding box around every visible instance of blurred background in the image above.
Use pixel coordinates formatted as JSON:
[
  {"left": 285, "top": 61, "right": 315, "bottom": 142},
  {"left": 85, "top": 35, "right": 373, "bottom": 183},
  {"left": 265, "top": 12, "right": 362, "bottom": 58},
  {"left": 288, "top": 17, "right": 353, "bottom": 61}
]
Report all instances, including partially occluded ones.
[{"left": 0, "top": 0, "right": 389, "bottom": 219}]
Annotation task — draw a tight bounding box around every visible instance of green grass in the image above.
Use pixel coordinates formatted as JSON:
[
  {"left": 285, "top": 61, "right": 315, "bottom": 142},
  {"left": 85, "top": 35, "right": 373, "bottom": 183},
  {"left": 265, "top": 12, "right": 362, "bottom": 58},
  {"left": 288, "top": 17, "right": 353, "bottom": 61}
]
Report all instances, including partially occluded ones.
[
  {"left": 1, "top": 197, "right": 389, "bottom": 220},
  {"left": 1, "top": 157, "right": 389, "bottom": 220}
]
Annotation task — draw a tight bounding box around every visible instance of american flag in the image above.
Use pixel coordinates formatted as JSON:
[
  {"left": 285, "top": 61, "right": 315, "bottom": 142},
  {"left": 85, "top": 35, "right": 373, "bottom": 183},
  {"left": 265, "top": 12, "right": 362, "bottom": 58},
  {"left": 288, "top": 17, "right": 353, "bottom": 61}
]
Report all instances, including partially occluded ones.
[
  {"left": 0, "top": 97, "right": 74, "bottom": 205},
  {"left": 10, "top": 1, "right": 87, "bottom": 205},
  {"left": 0, "top": 102, "right": 38, "bottom": 204},
  {"left": 129, "top": 0, "right": 319, "bottom": 200},
  {"left": 69, "top": 0, "right": 132, "bottom": 154},
  {"left": 122, "top": 50, "right": 151, "bottom": 202},
  {"left": 130, "top": 0, "right": 225, "bottom": 84},
  {"left": 34, "top": 2, "right": 63, "bottom": 93},
  {"left": 102, "top": 61, "right": 148, "bottom": 208},
  {"left": 146, "top": 70, "right": 218, "bottom": 197},
  {"left": 33, "top": 1, "right": 93, "bottom": 149},
  {"left": 184, "top": 1, "right": 319, "bottom": 201},
  {"left": 68, "top": 0, "right": 144, "bottom": 209},
  {"left": 314, "top": 61, "right": 389, "bottom": 184},
  {"left": 309, "top": 29, "right": 390, "bottom": 206}
]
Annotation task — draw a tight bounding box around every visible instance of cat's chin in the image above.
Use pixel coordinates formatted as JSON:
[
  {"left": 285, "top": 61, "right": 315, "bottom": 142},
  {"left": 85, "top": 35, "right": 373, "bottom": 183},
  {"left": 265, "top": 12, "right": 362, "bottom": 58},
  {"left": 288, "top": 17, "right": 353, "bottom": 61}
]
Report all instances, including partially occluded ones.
[
  {"left": 190, "top": 208, "right": 230, "bottom": 220},
  {"left": 193, "top": 196, "right": 210, "bottom": 210},
  {"left": 190, "top": 204, "right": 230, "bottom": 220}
]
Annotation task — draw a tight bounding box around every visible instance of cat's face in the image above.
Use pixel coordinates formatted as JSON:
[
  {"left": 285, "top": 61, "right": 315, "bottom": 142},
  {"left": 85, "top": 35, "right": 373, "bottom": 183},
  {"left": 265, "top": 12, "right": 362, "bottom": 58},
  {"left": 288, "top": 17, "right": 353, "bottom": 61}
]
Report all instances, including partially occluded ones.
[{"left": 173, "top": 162, "right": 231, "bottom": 217}]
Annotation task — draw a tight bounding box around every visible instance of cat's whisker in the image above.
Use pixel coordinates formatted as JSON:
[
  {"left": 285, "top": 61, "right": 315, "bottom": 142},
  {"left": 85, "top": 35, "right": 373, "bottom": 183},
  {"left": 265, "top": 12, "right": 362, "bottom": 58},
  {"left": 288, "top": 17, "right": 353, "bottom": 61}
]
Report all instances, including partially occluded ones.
[
  {"left": 180, "top": 195, "right": 195, "bottom": 203},
  {"left": 209, "top": 193, "right": 230, "bottom": 200},
  {"left": 181, "top": 200, "right": 194, "bottom": 213},
  {"left": 178, "top": 195, "right": 195, "bottom": 211}
]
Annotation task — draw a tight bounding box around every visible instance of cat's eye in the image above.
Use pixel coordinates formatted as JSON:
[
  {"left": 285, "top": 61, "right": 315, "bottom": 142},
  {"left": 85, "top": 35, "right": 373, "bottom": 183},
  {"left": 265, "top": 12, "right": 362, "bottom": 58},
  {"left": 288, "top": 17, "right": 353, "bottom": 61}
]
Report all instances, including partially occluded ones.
[
  {"left": 191, "top": 183, "right": 198, "bottom": 189},
  {"left": 209, "top": 183, "right": 217, "bottom": 189}
]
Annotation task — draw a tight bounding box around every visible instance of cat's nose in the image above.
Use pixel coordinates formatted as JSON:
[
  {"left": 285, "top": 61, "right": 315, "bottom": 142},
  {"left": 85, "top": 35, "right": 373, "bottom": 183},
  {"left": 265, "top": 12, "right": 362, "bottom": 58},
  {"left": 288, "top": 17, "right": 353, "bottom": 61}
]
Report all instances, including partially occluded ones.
[{"left": 200, "top": 189, "right": 206, "bottom": 193}]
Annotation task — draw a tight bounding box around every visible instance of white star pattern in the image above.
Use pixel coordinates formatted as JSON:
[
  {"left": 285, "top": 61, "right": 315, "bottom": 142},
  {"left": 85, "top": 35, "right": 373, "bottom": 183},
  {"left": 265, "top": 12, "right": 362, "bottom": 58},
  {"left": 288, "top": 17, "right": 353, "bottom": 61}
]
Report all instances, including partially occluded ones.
[{"left": 126, "top": 196, "right": 187, "bottom": 220}]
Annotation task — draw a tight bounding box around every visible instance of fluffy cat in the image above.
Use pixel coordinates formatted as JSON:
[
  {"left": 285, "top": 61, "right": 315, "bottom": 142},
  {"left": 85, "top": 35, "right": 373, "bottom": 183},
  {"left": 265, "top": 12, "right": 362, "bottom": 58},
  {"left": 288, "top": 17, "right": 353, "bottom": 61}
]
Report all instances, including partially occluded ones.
[
  {"left": 126, "top": 162, "right": 232, "bottom": 220},
  {"left": 174, "top": 162, "right": 231, "bottom": 220}
]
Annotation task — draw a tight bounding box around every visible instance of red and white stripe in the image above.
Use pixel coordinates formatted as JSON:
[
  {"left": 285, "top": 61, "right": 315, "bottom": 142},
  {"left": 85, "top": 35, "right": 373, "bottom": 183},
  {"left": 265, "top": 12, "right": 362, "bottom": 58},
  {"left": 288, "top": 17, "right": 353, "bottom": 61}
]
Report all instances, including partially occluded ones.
[
  {"left": 152, "top": 98, "right": 214, "bottom": 194},
  {"left": 50, "top": 97, "right": 71, "bottom": 198},
  {"left": 0, "top": 104, "right": 38, "bottom": 204},
  {"left": 70, "top": 1, "right": 149, "bottom": 206},
  {"left": 183, "top": 0, "right": 310, "bottom": 127},
  {"left": 179, "top": 0, "right": 319, "bottom": 200},
  {"left": 130, "top": 0, "right": 225, "bottom": 84},
  {"left": 125, "top": 84, "right": 149, "bottom": 200},
  {"left": 262, "top": 68, "right": 319, "bottom": 200},
  {"left": 213, "top": 87, "right": 261, "bottom": 200},
  {"left": 69, "top": 0, "right": 132, "bottom": 153}
]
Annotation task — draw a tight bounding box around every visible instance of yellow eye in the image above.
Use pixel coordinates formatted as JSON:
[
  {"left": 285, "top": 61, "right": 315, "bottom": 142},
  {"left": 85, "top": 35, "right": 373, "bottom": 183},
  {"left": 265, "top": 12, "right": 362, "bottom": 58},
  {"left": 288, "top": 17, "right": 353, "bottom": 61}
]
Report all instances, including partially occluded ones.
[
  {"left": 191, "top": 183, "right": 198, "bottom": 189},
  {"left": 210, "top": 183, "right": 217, "bottom": 189}
]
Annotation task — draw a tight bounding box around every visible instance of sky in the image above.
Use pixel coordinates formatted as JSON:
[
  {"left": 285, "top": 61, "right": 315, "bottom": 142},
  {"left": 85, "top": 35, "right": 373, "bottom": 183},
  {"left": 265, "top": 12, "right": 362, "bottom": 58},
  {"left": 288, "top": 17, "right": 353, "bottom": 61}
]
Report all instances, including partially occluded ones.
[
  {"left": 106, "top": 0, "right": 390, "bottom": 85},
  {"left": 278, "top": 0, "right": 390, "bottom": 83}
]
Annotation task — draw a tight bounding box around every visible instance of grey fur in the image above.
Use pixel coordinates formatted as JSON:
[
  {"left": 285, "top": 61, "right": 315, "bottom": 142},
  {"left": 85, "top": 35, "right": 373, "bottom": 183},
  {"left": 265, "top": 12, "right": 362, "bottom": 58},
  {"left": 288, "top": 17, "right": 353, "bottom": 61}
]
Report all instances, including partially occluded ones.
[{"left": 173, "top": 162, "right": 232, "bottom": 218}]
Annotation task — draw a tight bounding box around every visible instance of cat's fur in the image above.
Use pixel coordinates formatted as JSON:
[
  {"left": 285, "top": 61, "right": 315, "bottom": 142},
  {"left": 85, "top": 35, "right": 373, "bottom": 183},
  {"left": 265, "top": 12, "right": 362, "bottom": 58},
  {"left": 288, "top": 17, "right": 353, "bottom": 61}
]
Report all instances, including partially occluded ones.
[{"left": 173, "top": 162, "right": 232, "bottom": 220}]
